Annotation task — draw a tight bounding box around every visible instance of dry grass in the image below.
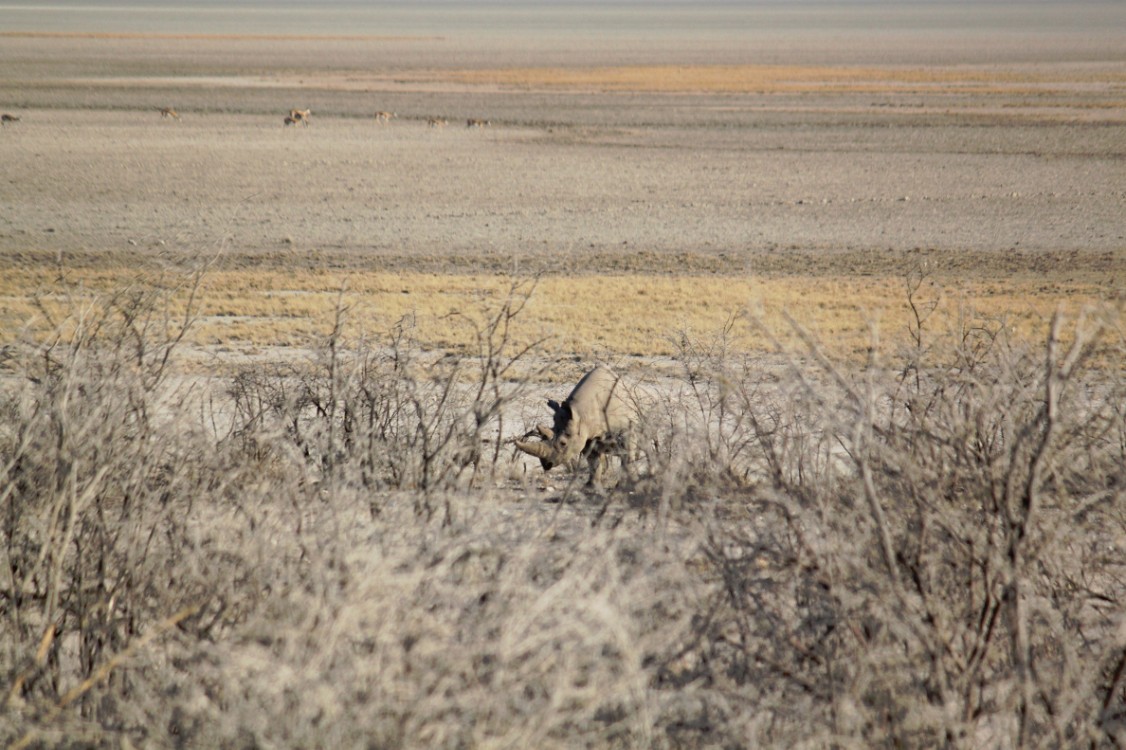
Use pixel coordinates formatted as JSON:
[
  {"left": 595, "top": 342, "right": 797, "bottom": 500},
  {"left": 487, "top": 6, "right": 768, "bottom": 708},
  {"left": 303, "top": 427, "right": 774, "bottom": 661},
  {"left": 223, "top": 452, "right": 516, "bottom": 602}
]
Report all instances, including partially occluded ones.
[{"left": 1, "top": 261, "right": 1116, "bottom": 364}]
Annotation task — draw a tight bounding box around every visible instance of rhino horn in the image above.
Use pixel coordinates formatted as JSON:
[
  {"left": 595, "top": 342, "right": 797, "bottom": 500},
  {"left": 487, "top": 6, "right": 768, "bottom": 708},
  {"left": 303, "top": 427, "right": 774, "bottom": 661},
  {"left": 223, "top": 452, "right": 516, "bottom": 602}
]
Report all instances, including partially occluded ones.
[
  {"left": 514, "top": 437, "right": 556, "bottom": 470},
  {"left": 515, "top": 438, "right": 551, "bottom": 459}
]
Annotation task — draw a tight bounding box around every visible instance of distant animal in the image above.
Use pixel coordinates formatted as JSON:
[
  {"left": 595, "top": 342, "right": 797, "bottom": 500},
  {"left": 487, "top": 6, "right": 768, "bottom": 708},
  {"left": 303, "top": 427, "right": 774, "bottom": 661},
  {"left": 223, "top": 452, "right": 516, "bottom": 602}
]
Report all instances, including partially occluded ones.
[
  {"left": 427, "top": 117, "right": 448, "bottom": 128},
  {"left": 156, "top": 107, "right": 180, "bottom": 120},
  {"left": 1, "top": 113, "right": 21, "bottom": 124},
  {"left": 283, "top": 116, "right": 299, "bottom": 126},
  {"left": 374, "top": 111, "right": 396, "bottom": 123},
  {"left": 514, "top": 366, "right": 636, "bottom": 487},
  {"left": 466, "top": 118, "right": 490, "bottom": 128},
  {"left": 289, "top": 108, "right": 311, "bottom": 126}
]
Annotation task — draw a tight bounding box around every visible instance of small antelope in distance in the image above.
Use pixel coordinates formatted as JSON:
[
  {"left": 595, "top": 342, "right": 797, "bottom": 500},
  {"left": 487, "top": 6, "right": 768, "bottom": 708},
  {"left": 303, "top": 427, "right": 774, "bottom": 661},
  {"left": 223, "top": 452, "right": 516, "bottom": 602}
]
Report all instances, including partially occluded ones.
[
  {"left": 289, "top": 108, "right": 311, "bottom": 127},
  {"left": 427, "top": 117, "right": 448, "bottom": 128},
  {"left": 374, "top": 111, "right": 396, "bottom": 123},
  {"left": 1, "top": 113, "right": 22, "bottom": 124},
  {"left": 466, "top": 118, "right": 490, "bottom": 128},
  {"left": 156, "top": 107, "right": 181, "bottom": 120}
]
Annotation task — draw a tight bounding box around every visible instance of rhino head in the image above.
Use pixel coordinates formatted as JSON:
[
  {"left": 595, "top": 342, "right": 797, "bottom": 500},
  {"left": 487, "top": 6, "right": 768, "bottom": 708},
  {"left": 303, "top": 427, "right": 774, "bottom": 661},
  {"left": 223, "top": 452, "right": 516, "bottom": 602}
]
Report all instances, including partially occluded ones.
[{"left": 515, "top": 398, "right": 587, "bottom": 471}]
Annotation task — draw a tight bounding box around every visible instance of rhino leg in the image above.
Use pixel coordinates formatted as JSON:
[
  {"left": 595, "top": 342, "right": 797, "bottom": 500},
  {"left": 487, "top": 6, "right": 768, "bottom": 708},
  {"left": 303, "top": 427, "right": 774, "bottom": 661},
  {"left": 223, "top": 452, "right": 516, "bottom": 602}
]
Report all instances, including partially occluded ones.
[
  {"left": 587, "top": 449, "right": 607, "bottom": 487},
  {"left": 582, "top": 430, "right": 636, "bottom": 487},
  {"left": 581, "top": 436, "right": 610, "bottom": 487}
]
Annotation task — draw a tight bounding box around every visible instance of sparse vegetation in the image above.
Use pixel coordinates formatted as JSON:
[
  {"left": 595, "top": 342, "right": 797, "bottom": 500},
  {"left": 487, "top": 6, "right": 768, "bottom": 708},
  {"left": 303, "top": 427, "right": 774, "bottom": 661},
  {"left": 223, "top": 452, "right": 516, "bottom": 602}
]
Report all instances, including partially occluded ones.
[
  {"left": 2, "top": 272, "right": 1123, "bottom": 748},
  {"left": 2, "top": 12, "right": 1122, "bottom": 745}
]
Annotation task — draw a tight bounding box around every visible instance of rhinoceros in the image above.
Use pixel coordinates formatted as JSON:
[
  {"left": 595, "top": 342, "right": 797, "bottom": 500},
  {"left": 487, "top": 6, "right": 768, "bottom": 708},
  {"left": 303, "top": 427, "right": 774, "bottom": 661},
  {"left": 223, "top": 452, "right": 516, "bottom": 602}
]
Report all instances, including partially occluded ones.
[{"left": 514, "top": 365, "right": 634, "bottom": 486}]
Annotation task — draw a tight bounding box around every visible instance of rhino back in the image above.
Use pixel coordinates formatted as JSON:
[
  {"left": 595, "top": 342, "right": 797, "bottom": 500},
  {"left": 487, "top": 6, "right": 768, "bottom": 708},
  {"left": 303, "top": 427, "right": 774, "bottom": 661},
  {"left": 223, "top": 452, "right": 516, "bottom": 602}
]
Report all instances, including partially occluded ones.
[{"left": 565, "top": 366, "right": 632, "bottom": 435}]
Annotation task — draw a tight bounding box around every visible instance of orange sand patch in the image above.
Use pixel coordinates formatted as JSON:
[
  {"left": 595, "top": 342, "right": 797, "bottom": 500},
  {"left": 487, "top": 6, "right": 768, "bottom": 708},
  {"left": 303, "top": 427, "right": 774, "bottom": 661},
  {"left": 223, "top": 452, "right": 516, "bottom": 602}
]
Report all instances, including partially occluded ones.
[{"left": 434, "top": 64, "right": 1126, "bottom": 96}]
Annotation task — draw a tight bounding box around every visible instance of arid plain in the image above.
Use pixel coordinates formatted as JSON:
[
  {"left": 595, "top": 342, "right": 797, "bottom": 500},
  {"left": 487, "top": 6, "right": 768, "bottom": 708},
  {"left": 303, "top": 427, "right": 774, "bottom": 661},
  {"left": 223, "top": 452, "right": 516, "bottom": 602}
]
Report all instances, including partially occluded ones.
[
  {"left": 3, "top": 7, "right": 1126, "bottom": 747},
  {"left": 1, "top": 12, "right": 1123, "bottom": 367}
]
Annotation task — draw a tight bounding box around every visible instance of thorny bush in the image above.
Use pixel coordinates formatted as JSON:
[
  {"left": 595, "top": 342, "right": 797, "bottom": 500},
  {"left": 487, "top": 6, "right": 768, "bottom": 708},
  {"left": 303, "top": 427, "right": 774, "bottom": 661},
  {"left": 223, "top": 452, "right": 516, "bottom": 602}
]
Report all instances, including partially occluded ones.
[{"left": 1, "top": 274, "right": 1123, "bottom": 749}]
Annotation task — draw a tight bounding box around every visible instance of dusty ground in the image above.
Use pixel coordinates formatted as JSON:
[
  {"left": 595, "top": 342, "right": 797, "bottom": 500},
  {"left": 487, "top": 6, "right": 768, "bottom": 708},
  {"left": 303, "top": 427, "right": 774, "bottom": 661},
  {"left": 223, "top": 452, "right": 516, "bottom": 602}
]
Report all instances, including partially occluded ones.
[{"left": 0, "top": 28, "right": 1123, "bottom": 362}]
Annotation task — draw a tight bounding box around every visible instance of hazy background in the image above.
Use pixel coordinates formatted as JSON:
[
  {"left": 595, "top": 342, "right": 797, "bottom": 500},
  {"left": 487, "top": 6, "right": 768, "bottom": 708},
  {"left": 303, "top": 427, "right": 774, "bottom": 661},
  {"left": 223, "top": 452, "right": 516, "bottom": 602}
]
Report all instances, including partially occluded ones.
[{"left": 3, "top": 1, "right": 1125, "bottom": 67}]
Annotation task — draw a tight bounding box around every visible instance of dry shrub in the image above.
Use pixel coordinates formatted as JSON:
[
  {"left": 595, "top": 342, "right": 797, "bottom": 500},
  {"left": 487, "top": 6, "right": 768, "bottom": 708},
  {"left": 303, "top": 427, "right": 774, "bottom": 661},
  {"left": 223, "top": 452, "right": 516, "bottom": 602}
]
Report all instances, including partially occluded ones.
[
  {"left": 2, "top": 271, "right": 1123, "bottom": 748},
  {"left": 138, "top": 494, "right": 698, "bottom": 749},
  {"left": 0, "top": 279, "right": 276, "bottom": 745},
  {"left": 220, "top": 283, "right": 545, "bottom": 520},
  {"left": 633, "top": 296, "right": 1126, "bottom": 747}
]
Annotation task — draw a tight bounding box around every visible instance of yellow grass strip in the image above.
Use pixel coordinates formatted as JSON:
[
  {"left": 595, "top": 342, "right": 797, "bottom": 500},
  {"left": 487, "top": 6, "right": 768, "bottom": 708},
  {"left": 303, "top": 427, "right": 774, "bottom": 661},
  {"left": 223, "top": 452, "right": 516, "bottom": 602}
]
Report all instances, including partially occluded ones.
[{"left": 2, "top": 269, "right": 1113, "bottom": 365}]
